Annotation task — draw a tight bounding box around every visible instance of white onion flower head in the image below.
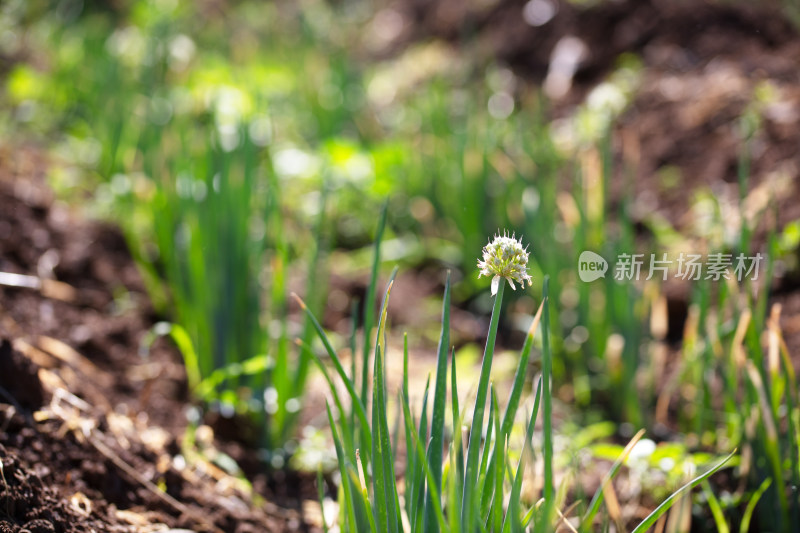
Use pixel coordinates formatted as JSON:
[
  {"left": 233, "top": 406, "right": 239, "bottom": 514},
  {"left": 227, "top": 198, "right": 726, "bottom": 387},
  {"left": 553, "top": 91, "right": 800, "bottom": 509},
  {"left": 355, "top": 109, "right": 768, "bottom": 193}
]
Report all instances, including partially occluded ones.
[{"left": 478, "top": 232, "right": 533, "bottom": 296}]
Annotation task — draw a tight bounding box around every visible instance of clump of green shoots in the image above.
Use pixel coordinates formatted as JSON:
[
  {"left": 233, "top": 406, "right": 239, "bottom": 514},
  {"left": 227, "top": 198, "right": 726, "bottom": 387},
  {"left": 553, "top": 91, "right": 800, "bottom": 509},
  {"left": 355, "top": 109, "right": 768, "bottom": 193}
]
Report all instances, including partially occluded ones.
[
  {"left": 131, "top": 114, "right": 330, "bottom": 454},
  {"left": 299, "top": 229, "right": 733, "bottom": 532}
]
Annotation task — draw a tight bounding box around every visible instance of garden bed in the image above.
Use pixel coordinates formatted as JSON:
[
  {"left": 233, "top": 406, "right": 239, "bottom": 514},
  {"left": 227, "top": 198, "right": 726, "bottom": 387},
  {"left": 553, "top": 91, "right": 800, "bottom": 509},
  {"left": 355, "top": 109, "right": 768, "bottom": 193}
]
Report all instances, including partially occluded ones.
[
  {"left": 0, "top": 146, "right": 313, "bottom": 532},
  {"left": 3, "top": 0, "right": 800, "bottom": 530}
]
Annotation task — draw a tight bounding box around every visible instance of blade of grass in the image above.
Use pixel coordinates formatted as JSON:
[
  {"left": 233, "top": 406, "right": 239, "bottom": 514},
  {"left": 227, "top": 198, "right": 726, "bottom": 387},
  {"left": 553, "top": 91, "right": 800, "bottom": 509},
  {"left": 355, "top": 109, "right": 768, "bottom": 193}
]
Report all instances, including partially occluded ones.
[
  {"left": 348, "top": 463, "right": 378, "bottom": 533},
  {"left": 745, "top": 361, "right": 787, "bottom": 517},
  {"left": 504, "top": 378, "right": 543, "bottom": 533},
  {"left": 317, "top": 469, "right": 330, "bottom": 533},
  {"left": 147, "top": 322, "right": 202, "bottom": 394},
  {"left": 195, "top": 353, "right": 270, "bottom": 400},
  {"left": 740, "top": 477, "right": 771, "bottom": 533},
  {"left": 401, "top": 392, "right": 450, "bottom": 533},
  {"left": 402, "top": 333, "right": 416, "bottom": 529},
  {"left": 409, "top": 376, "right": 432, "bottom": 531},
  {"left": 350, "top": 301, "right": 359, "bottom": 441},
  {"left": 701, "top": 480, "right": 729, "bottom": 533},
  {"left": 581, "top": 428, "right": 647, "bottom": 529},
  {"left": 451, "top": 347, "right": 464, "bottom": 484},
  {"left": 500, "top": 300, "right": 544, "bottom": 440},
  {"left": 361, "top": 200, "right": 388, "bottom": 401},
  {"left": 491, "top": 395, "right": 506, "bottom": 533},
  {"left": 424, "top": 271, "right": 451, "bottom": 533},
  {"left": 630, "top": 450, "right": 736, "bottom": 533},
  {"left": 462, "top": 280, "right": 505, "bottom": 530},
  {"left": 372, "top": 276, "right": 401, "bottom": 533},
  {"left": 537, "top": 276, "right": 554, "bottom": 533},
  {"left": 479, "top": 386, "right": 499, "bottom": 521},
  {"left": 293, "top": 293, "right": 372, "bottom": 454},
  {"left": 297, "top": 339, "right": 354, "bottom": 457},
  {"left": 448, "top": 435, "right": 462, "bottom": 533},
  {"left": 371, "top": 344, "right": 390, "bottom": 533},
  {"left": 325, "top": 402, "right": 359, "bottom": 532}
]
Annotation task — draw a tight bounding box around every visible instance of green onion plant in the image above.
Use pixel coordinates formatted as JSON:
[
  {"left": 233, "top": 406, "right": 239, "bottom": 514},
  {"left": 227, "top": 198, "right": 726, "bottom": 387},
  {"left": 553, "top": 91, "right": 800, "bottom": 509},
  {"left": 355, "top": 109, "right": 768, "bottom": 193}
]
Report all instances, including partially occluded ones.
[{"left": 301, "top": 229, "right": 733, "bottom": 532}]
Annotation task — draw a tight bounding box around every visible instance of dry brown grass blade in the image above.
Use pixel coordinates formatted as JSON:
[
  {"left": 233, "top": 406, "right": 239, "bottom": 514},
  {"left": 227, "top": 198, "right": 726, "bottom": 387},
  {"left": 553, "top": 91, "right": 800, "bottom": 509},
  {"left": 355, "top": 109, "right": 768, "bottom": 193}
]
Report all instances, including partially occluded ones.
[
  {"left": 554, "top": 500, "right": 580, "bottom": 533},
  {"left": 602, "top": 475, "right": 624, "bottom": 533},
  {"left": 767, "top": 303, "right": 797, "bottom": 388},
  {"left": 655, "top": 372, "right": 678, "bottom": 425},
  {"left": 0, "top": 271, "right": 77, "bottom": 302},
  {"left": 731, "top": 310, "right": 751, "bottom": 368},
  {"left": 665, "top": 488, "right": 692, "bottom": 533},
  {"left": 651, "top": 294, "right": 668, "bottom": 342},
  {"left": 14, "top": 339, "right": 59, "bottom": 369},
  {"left": 768, "top": 304, "right": 781, "bottom": 375},
  {"left": 654, "top": 514, "right": 667, "bottom": 533},
  {"left": 746, "top": 361, "right": 778, "bottom": 442},
  {"left": 40, "top": 279, "right": 79, "bottom": 302},
  {"left": 36, "top": 335, "right": 114, "bottom": 389},
  {"left": 583, "top": 428, "right": 646, "bottom": 528}
]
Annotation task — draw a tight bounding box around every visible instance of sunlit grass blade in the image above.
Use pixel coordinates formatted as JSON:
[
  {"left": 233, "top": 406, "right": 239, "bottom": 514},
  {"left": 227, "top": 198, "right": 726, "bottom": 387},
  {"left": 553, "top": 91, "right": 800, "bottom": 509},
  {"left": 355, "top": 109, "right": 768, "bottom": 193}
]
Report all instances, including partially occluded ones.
[
  {"left": 462, "top": 281, "right": 505, "bottom": 530},
  {"left": 503, "top": 379, "right": 543, "bottom": 533},
  {"left": 536, "top": 276, "right": 554, "bottom": 533},
  {"left": 401, "top": 392, "right": 450, "bottom": 533},
  {"left": 145, "top": 322, "right": 201, "bottom": 394},
  {"left": 490, "top": 392, "right": 506, "bottom": 533},
  {"left": 195, "top": 353, "right": 270, "bottom": 400},
  {"left": 479, "top": 385, "right": 499, "bottom": 521},
  {"left": 402, "top": 333, "right": 415, "bottom": 528},
  {"left": 451, "top": 347, "right": 464, "bottom": 483},
  {"left": 581, "top": 428, "right": 646, "bottom": 529},
  {"left": 372, "top": 275, "right": 401, "bottom": 533},
  {"left": 350, "top": 301, "right": 360, "bottom": 437},
  {"left": 347, "top": 464, "right": 378, "bottom": 533},
  {"left": 298, "top": 339, "right": 353, "bottom": 455},
  {"left": 409, "top": 376, "right": 432, "bottom": 531},
  {"left": 361, "top": 200, "right": 388, "bottom": 401},
  {"left": 630, "top": 450, "right": 736, "bottom": 533},
  {"left": 424, "top": 271, "right": 451, "bottom": 532},
  {"left": 317, "top": 468, "right": 330, "bottom": 533},
  {"left": 325, "top": 401, "right": 359, "bottom": 532},
  {"left": 371, "top": 344, "right": 390, "bottom": 533},
  {"left": 522, "top": 503, "right": 536, "bottom": 528},
  {"left": 702, "top": 480, "right": 729, "bottom": 533},
  {"left": 404, "top": 332, "right": 410, "bottom": 413},
  {"left": 745, "top": 361, "right": 787, "bottom": 517},
  {"left": 500, "top": 300, "right": 544, "bottom": 440},
  {"left": 293, "top": 293, "right": 372, "bottom": 453},
  {"left": 740, "top": 478, "right": 772, "bottom": 533},
  {"left": 447, "top": 431, "right": 463, "bottom": 533}
]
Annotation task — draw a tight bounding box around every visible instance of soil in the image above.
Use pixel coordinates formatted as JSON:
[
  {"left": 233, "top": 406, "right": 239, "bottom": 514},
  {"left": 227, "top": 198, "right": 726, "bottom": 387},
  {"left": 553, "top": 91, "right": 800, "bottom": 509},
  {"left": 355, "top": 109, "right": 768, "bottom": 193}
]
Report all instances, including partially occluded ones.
[{"left": 0, "top": 146, "right": 317, "bottom": 532}]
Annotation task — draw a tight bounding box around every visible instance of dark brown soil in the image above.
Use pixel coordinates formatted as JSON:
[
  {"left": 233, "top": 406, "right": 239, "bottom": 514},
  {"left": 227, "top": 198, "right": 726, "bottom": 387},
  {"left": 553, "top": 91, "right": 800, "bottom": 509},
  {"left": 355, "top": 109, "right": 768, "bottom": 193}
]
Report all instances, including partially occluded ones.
[{"left": 0, "top": 146, "right": 315, "bottom": 532}]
